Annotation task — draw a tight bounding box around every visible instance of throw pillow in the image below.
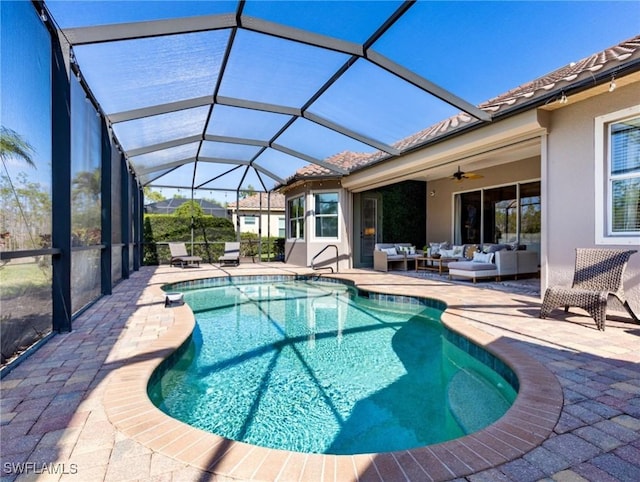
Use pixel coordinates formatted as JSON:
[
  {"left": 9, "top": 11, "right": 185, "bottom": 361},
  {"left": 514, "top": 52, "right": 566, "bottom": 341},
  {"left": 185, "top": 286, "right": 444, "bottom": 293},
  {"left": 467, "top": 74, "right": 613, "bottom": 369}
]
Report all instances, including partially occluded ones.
[
  {"left": 383, "top": 247, "right": 397, "bottom": 255},
  {"left": 440, "top": 248, "right": 455, "bottom": 258},
  {"left": 452, "top": 245, "right": 464, "bottom": 258},
  {"left": 429, "top": 241, "right": 449, "bottom": 255},
  {"left": 465, "top": 245, "right": 479, "bottom": 259},
  {"left": 408, "top": 246, "right": 416, "bottom": 255},
  {"left": 472, "top": 251, "right": 494, "bottom": 263}
]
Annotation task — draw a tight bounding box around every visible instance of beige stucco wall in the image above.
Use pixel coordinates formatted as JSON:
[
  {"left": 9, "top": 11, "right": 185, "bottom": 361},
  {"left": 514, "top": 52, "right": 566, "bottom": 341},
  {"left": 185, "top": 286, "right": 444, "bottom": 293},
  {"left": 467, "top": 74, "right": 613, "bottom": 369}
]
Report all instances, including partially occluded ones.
[
  {"left": 232, "top": 211, "right": 284, "bottom": 237},
  {"left": 544, "top": 82, "right": 640, "bottom": 311},
  {"left": 282, "top": 181, "right": 352, "bottom": 271},
  {"left": 426, "top": 158, "right": 541, "bottom": 245}
]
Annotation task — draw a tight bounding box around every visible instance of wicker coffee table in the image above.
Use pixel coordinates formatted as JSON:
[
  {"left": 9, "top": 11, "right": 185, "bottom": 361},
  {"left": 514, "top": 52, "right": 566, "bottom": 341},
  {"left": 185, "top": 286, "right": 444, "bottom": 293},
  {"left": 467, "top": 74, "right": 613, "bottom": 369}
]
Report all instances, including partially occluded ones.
[{"left": 415, "top": 256, "right": 456, "bottom": 274}]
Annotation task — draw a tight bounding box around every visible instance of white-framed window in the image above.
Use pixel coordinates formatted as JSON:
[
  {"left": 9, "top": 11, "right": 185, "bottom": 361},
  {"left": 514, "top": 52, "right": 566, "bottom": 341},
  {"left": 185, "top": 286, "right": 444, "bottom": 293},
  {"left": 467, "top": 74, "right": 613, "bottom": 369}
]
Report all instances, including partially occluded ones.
[
  {"left": 314, "top": 191, "right": 339, "bottom": 239},
  {"left": 243, "top": 215, "right": 256, "bottom": 225},
  {"left": 595, "top": 105, "right": 640, "bottom": 245},
  {"left": 288, "top": 195, "right": 304, "bottom": 240},
  {"left": 278, "top": 217, "right": 286, "bottom": 238}
]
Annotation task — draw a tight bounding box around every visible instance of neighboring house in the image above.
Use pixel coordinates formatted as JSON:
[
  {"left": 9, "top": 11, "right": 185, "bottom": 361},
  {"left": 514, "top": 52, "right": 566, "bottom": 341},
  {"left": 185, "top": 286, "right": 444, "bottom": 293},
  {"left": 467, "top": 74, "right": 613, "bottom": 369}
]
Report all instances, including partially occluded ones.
[
  {"left": 144, "top": 198, "right": 228, "bottom": 217},
  {"left": 277, "top": 35, "right": 640, "bottom": 310},
  {"left": 228, "top": 192, "right": 286, "bottom": 238}
]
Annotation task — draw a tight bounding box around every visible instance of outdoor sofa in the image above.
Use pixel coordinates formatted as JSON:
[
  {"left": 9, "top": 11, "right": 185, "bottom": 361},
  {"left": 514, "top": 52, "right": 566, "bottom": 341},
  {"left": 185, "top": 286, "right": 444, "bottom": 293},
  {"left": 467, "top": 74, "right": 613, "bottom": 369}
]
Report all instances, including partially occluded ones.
[
  {"left": 447, "top": 248, "right": 538, "bottom": 283},
  {"left": 373, "top": 243, "right": 423, "bottom": 272}
]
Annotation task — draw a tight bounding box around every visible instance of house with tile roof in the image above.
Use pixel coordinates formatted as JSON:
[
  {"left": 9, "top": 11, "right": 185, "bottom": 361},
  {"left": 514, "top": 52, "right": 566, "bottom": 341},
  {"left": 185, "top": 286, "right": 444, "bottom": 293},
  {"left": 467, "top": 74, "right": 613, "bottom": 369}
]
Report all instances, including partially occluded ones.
[
  {"left": 276, "top": 35, "right": 640, "bottom": 311},
  {"left": 227, "top": 192, "right": 286, "bottom": 238},
  {"left": 144, "top": 198, "right": 228, "bottom": 218}
]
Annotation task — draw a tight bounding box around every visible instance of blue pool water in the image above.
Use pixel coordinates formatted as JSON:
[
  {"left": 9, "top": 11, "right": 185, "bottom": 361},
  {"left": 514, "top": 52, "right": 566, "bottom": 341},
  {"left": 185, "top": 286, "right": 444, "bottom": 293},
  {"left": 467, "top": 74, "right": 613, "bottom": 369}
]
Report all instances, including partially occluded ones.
[{"left": 148, "top": 279, "right": 516, "bottom": 455}]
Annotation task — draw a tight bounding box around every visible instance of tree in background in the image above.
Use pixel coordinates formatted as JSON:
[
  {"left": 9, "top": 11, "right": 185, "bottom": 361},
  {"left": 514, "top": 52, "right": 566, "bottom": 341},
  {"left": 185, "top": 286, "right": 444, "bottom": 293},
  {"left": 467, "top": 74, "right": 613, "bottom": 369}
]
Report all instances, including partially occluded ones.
[
  {"left": 143, "top": 186, "right": 165, "bottom": 203},
  {"left": 173, "top": 200, "right": 205, "bottom": 220},
  {"left": 240, "top": 184, "right": 256, "bottom": 199},
  {"left": 0, "top": 126, "right": 51, "bottom": 251},
  {"left": 0, "top": 126, "right": 35, "bottom": 168}
]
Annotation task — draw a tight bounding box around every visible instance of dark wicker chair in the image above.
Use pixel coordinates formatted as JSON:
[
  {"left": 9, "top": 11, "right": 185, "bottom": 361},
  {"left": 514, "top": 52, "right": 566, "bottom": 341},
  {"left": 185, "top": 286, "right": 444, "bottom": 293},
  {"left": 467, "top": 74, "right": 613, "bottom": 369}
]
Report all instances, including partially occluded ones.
[{"left": 540, "top": 248, "right": 639, "bottom": 331}]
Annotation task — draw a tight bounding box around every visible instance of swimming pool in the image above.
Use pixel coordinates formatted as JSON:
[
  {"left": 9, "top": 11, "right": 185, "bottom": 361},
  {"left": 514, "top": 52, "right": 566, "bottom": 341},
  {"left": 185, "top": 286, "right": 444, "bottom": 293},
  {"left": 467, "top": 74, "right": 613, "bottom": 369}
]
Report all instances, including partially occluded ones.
[{"left": 149, "top": 277, "right": 517, "bottom": 455}]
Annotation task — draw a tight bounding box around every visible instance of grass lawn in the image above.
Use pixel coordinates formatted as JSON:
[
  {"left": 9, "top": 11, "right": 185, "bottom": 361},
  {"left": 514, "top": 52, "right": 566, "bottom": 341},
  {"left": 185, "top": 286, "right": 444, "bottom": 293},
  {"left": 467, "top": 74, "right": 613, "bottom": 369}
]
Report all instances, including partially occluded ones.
[{"left": 0, "top": 261, "right": 51, "bottom": 298}]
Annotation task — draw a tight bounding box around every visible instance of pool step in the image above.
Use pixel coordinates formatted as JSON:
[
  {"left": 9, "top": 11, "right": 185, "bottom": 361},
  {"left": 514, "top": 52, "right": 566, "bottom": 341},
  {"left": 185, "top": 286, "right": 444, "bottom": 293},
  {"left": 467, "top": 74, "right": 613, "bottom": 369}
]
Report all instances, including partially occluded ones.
[{"left": 447, "top": 368, "right": 511, "bottom": 433}]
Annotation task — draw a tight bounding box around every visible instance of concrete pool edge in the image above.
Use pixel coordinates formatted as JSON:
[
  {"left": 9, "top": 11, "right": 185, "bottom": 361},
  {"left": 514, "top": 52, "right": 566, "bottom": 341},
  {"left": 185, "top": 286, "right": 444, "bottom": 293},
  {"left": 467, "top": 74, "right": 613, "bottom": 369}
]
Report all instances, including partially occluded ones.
[{"left": 102, "top": 271, "right": 563, "bottom": 481}]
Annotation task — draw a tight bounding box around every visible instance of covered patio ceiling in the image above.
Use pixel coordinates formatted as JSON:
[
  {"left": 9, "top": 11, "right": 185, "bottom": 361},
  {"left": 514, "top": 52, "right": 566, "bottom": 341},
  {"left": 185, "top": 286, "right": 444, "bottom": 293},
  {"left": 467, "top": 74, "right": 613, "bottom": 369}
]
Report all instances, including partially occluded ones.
[
  {"left": 42, "top": 0, "right": 639, "bottom": 196},
  {"left": 44, "top": 0, "right": 491, "bottom": 195}
]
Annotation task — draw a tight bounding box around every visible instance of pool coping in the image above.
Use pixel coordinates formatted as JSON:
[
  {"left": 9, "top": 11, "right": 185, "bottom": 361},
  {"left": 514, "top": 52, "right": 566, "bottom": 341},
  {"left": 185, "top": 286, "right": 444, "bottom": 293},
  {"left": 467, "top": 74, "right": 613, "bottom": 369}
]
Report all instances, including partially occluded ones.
[{"left": 102, "top": 272, "right": 563, "bottom": 481}]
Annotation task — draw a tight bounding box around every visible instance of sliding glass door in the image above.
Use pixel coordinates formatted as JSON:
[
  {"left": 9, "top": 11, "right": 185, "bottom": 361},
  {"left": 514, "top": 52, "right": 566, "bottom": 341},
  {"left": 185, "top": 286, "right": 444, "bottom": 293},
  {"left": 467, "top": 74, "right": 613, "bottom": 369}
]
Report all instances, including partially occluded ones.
[
  {"left": 483, "top": 186, "right": 517, "bottom": 244},
  {"left": 455, "top": 191, "right": 481, "bottom": 244},
  {"left": 454, "top": 181, "right": 540, "bottom": 253},
  {"left": 519, "top": 181, "right": 541, "bottom": 253}
]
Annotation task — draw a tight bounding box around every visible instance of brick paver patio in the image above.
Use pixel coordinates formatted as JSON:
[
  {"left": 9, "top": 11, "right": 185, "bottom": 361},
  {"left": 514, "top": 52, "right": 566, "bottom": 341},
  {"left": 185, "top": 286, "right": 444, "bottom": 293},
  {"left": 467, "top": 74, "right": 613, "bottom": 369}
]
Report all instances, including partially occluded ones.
[{"left": 1, "top": 263, "right": 639, "bottom": 481}]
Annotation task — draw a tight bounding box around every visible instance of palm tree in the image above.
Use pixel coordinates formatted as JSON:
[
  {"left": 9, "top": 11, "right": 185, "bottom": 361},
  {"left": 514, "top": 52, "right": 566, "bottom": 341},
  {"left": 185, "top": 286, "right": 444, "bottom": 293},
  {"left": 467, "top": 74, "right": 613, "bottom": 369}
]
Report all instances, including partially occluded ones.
[
  {"left": 72, "top": 168, "right": 101, "bottom": 202},
  {"left": 0, "top": 126, "right": 35, "bottom": 168}
]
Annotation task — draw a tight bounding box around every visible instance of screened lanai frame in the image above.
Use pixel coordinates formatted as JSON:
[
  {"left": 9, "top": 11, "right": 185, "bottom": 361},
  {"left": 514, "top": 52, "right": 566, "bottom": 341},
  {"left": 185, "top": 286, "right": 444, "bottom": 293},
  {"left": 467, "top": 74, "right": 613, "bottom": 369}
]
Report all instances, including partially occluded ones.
[
  {"left": 4, "top": 0, "right": 493, "bottom": 356},
  {"left": 48, "top": 0, "right": 491, "bottom": 200},
  {"left": 2, "top": 1, "right": 639, "bottom": 373}
]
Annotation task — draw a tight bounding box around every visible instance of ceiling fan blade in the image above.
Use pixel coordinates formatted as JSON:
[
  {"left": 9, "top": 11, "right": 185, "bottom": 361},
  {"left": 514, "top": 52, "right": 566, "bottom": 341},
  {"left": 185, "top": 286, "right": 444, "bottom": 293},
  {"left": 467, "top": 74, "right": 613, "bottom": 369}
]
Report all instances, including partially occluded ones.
[{"left": 465, "top": 172, "right": 484, "bottom": 179}]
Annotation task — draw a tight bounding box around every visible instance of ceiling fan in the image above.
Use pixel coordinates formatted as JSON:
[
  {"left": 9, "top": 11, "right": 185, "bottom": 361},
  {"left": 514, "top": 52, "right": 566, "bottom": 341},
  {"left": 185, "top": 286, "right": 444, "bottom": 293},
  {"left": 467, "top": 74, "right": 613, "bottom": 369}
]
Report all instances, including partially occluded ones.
[{"left": 450, "top": 166, "right": 483, "bottom": 181}]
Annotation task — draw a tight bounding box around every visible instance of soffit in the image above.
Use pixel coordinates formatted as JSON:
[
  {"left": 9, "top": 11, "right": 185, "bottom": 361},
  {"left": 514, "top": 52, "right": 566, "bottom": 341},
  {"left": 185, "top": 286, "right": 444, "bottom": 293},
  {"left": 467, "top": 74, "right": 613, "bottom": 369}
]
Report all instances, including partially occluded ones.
[{"left": 340, "top": 110, "right": 546, "bottom": 192}]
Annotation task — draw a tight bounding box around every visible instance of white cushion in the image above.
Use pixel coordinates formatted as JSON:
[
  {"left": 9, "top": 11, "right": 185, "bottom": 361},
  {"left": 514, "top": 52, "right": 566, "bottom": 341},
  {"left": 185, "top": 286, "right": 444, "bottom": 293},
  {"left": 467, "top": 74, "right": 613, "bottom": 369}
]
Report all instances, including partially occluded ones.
[
  {"left": 473, "top": 251, "right": 494, "bottom": 263},
  {"left": 383, "top": 247, "right": 397, "bottom": 255}
]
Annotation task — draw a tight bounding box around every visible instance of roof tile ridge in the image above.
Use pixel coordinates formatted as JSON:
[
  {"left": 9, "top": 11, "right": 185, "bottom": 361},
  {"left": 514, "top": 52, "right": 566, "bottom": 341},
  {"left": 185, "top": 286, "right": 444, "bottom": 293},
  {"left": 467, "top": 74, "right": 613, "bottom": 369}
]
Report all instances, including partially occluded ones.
[{"left": 288, "top": 34, "right": 640, "bottom": 181}]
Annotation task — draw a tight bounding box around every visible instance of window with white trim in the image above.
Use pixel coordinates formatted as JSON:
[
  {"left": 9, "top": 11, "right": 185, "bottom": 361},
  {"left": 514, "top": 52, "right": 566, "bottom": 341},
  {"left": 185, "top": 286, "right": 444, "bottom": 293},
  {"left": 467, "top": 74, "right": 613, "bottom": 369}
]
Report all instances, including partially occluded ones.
[
  {"left": 243, "top": 215, "right": 256, "bottom": 225},
  {"left": 278, "top": 217, "right": 285, "bottom": 238},
  {"left": 314, "top": 192, "right": 339, "bottom": 239},
  {"left": 288, "top": 195, "right": 304, "bottom": 239},
  {"left": 595, "top": 106, "right": 640, "bottom": 244}
]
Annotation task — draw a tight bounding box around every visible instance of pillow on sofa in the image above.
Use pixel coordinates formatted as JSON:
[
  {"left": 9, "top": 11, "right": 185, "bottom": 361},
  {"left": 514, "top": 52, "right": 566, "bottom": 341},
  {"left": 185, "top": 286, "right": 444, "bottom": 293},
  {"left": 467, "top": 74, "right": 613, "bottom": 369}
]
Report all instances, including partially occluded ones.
[
  {"left": 429, "top": 241, "right": 449, "bottom": 255},
  {"left": 382, "top": 247, "right": 397, "bottom": 255},
  {"left": 397, "top": 245, "right": 416, "bottom": 255},
  {"left": 483, "top": 243, "right": 509, "bottom": 254},
  {"left": 465, "top": 244, "right": 479, "bottom": 259},
  {"left": 452, "top": 245, "right": 465, "bottom": 258},
  {"left": 473, "top": 251, "right": 494, "bottom": 263}
]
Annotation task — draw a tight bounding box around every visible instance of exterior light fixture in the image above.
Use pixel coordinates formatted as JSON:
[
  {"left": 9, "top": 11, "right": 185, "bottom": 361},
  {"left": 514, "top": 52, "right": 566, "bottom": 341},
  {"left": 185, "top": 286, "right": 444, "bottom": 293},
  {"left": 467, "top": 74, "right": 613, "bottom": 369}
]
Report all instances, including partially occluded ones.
[
  {"left": 609, "top": 75, "right": 617, "bottom": 92},
  {"left": 559, "top": 92, "right": 568, "bottom": 104}
]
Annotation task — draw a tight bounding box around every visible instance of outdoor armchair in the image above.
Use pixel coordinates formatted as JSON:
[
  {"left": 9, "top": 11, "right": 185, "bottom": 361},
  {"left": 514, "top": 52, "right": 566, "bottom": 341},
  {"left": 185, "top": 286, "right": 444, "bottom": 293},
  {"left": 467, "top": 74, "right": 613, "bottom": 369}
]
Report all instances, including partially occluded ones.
[{"left": 540, "top": 248, "right": 639, "bottom": 330}]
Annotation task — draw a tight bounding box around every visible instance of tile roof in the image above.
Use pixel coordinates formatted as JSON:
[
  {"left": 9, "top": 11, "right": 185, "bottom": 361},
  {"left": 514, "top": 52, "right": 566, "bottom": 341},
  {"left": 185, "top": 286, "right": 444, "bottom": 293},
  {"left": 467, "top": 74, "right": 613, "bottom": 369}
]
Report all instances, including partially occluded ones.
[
  {"left": 284, "top": 35, "right": 640, "bottom": 182},
  {"left": 228, "top": 192, "right": 285, "bottom": 210}
]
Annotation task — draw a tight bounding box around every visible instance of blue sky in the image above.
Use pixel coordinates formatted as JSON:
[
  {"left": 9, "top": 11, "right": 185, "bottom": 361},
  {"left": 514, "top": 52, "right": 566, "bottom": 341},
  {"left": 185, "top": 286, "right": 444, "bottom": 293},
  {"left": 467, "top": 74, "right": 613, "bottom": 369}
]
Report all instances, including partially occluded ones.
[
  {"left": 46, "top": 0, "right": 640, "bottom": 105},
  {"left": 4, "top": 1, "right": 640, "bottom": 199}
]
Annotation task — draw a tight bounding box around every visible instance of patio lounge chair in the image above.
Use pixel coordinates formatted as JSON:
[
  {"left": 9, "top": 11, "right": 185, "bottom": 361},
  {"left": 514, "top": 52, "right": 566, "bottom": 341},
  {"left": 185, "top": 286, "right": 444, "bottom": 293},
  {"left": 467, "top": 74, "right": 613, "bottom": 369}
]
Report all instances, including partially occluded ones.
[
  {"left": 540, "top": 248, "right": 639, "bottom": 330},
  {"left": 168, "top": 242, "right": 202, "bottom": 268},
  {"left": 219, "top": 242, "right": 240, "bottom": 266}
]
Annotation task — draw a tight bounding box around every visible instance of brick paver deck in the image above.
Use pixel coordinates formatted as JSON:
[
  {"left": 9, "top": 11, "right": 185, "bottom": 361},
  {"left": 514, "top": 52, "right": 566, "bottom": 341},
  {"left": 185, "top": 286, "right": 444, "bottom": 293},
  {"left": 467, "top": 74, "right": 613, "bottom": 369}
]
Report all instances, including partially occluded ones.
[{"left": 1, "top": 263, "right": 639, "bottom": 481}]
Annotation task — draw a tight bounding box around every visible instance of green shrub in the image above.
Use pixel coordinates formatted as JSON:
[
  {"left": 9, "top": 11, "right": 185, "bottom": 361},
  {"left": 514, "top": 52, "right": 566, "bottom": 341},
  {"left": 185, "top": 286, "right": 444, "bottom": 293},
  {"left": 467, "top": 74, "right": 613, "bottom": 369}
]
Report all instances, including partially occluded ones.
[
  {"left": 143, "top": 213, "right": 286, "bottom": 265},
  {"left": 142, "top": 214, "right": 235, "bottom": 265}
]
